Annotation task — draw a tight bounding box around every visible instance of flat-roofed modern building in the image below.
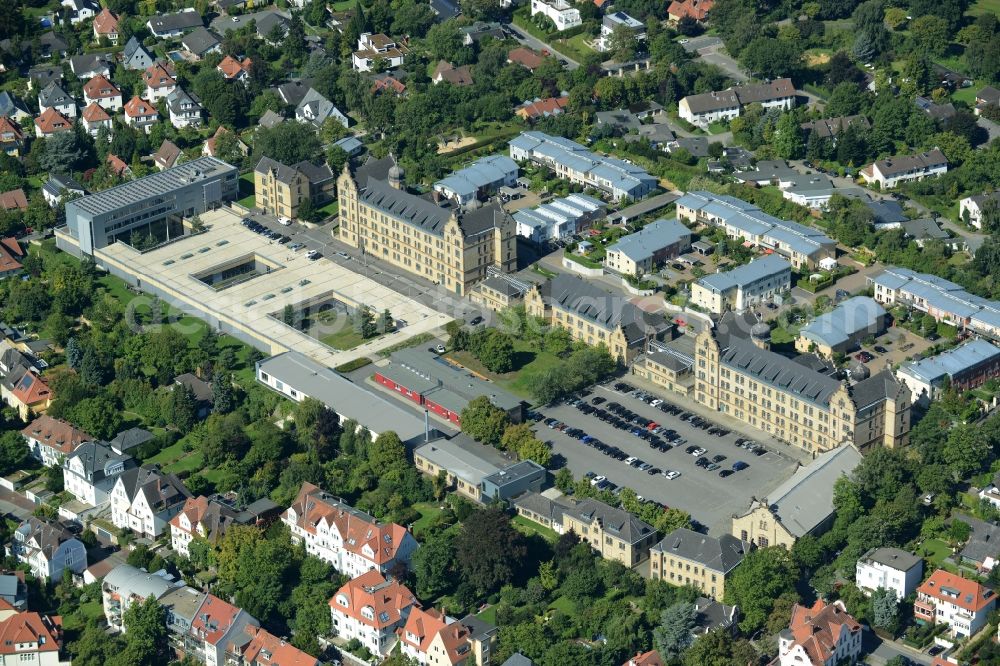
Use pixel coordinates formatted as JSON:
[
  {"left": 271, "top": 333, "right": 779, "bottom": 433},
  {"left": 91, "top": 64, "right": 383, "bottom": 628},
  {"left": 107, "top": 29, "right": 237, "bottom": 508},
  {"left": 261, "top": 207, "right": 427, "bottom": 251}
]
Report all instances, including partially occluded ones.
[
  {"left": 604, "top": 218, "right": 691, "bottom": 275},
  {"left": 413, "top": 435, "right": 545, "bottom": 503},
  {"left": 691, "top": 255, "right": 792, "bottom": 314},
  {"left": 60, "top": 156, "right": 238, "bottom": 256},
  {"left": 337, "top": 157, "right": 516, "bottom": 296},
  {"left": 676, "top": 191, "right": 835, "bottom": 270},
  {"left": 509, "top": 131, "right": 657, "bottom": 201},
  {"left": 897, "top": 338, "right": 1000, "bottom": 404},
  {"left": 795, "top": 296, "right": 888, "bottom": 358},
  {"left": 512, "top": 193, "right": 605, "bottom": 243},
  {"left": 374, "top": 349, "right": 524, "bottom": 424},
  {"left": 433, "top": 155, "right": 519, "bottom": 206}
]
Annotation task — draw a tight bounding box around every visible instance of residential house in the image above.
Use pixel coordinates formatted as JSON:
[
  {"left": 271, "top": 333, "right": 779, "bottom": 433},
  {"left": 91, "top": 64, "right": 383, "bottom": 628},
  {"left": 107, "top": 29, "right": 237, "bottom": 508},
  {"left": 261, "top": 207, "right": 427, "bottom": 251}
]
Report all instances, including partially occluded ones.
[
  {"left": 258, "top": 109, "right": 285, "bottom": 129},
  {"left": 81, "top": 102, "right": 112, "bottom": 136},
  {"left": 733, "top": 445, "right": 864, "bottom": 548},
  {"left": 143, "top": 63, "right": 176, "bottom": 102},
  {"left": 0, "top": 116, "right": 24, "bottom": 157},
  {"left": 20, "top": 415, "right": 91, "bottom": 468},
  {"left": 173, "top": 373, "right": 213, "bottom": 418},
  {"left": 7, "top": 517, "right": 86, "bottom": 581},
  {"left": 101, "top": 564, "right": 180, "bottom": 631},
  {"left": 915, "top": 570, "right": 997, "bottom": 638},
  {"left": 329, "top": 570, "right": 418, "bottom": 657},
  {"left": 217, "top": 55, "right": 252, "bottom": 82},
  {"left": 110, "top": 466, "right": 191, "bottom": 538},
  {"left": 181, "top": 27, "right": 221, "bottom": 60},
  {"left": 432, "top": 60, "right": 473, "bottom": 86},
  {"left": 795, "top": 296, "right": 888, "bottom": 358},
  {"left": 37, "top": 82, "right": 76, "bottom": 118},
  {"left": 855, "top": 547, "right": 923, "bottom": 600},
  {"left": 512, "top": 193, "right": 604, "bottom": 242},
  {"left": 0, "top": 237, "right": 24, "bottom": 279},
  {"left": 275, "top": 79, "right": 314, "bottom": 106},
  {"left": 295, "top": 87, "right": 349, "bottom": 128},
  {"left": 1, "top": 369, "right": 53, "bottom": 419},
  {"left": 957, "top": 516, "right": 1000, "bottom": 572},
  {"left": 92, "top": 7, "right": 119, "bottom": 42},
  {"left": 169, "top": 496, "right": 240, "bottom": 558},
  {"left": 41, "top": 174, "right": 85, "bottom": 208},
  {"left": 800, "top": 115, "right": 870, "bottom": 141},
  {"left": 238, "top": 625, "right": 320, "bottom": 666},
  {"left": 412, "top": 436, "right": 544, "bottom": 503},
  {"left": 596, "top": 12, "right": 645, "bottom": 52},
  {"left": 0, "top": 189, "right": 27, "bottom": 212},
  {"left": 68, "top": 53, "right": 111, "bottom": 80},
  {"left": 974, "top": 85, "right": 1000, "bottom": 116},
  {"left": 649, "top": 528, "right": 750, "bottom": 601},
  {"left": 146, "top": 9, "right": 203, "bottom": 39},
  {"left": 515, "top": 95, "right": 569, "bottom": 121},
  {"left": 82, "top": 74, "right": 122, "bottom": 112},
  {"left": 915, "top": 95, "right": 956, "bottom": 122},
  {"left": 507, "top": 47, "right": 545, "bottom": 71},
  {"left": 121, "top": 36, "right": 154, "bottom": 71},
  {"left": 153, "top": 140, "right": 182, "bottom": 171},
  {"left": 959, "top": 191, "right": 1000, "bottom": 230},
  {"left": 460, "top": 21, "right": 504, "bottom": 45},
  {"left": 432, "top": 154, "right": 519, "bottom": 206},
  {"left": 679, "top": 79, "right": 795, "bottom": 128},
  {"left": 777, "top": 600, "right": 862, "bottom": 666},
  {"left": 283, "top": 482, "right": 419, "bottom": 578},
  {"left": 107, "top": 153, "right": 131, "bottom": 178},
  {"left": 123, "top": 96, "right": 158, "bottom": 133},
  {"left": 166, "top": 88, "right": 202, "bottom": 129},
  {"left": 667, "top": 0, "right": 713, "bottom": 22},
  {"left": 352, "top": 33, "right": 408, "bottom": 72},
  {"left": 188, "top": 594, "right": 260, "bottom": 665},
  {"left": 27, "top": 67, "right": 63, "bottom": 93},
  {"left": 530, "top": 0, "right": 581, "bottom": 30},
  {"left": 62, "top": 0, "right": 98, "bottom": 23},
  {"left": 108, "top": 428, "right": 155, "bottom": 456},
  {"left": 397, "top": 607, "right": 493, "bottom": 666},
  {"left": 63, "top": 440, "right": 135, "bottom": 508},
  {"left": 0, "top": 92, "right": 30, "bottom": 122},
  {"left": 861, "top": 149, "right": 948, "bottom": 189},
  {"left": 37, "top": 31, "right": 69, "bottom": 58},
  {"left": 0, "top": 611, "right": 66, "bottom": 666},
  {"left": 509, "top": 131, "right": 657, "bottom": 201},
  {"left": 0, "top": 571, "right": 26, "bottom": 610},
  {"left": 604, "top": 218, "right": 692, "bottom": 275},
  {"left": 898, "top": 339, "right": 1000, "bottom": 405},
  {"left": 253, "top": 156, "right": 335, "bottom": 220},
  {"left": 202, "top": 125, "right": 247, "bottom": 158},
  {"left": 691, "top": 255, "right": 792, "bottom": 314}
]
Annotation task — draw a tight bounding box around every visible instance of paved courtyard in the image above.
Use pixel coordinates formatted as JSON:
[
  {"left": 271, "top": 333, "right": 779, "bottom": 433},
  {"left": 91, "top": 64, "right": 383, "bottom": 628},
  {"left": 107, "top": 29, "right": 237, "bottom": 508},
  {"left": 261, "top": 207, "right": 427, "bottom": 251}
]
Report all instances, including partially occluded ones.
[{"left": 95, "top": 207, "right": 451, "bottom": 367}]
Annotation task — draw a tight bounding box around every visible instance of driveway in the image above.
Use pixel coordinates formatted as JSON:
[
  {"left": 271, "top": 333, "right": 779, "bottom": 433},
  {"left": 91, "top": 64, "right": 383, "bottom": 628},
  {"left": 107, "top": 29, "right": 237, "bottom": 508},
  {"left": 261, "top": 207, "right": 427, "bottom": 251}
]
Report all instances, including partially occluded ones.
[
  {"left": 506, "top": 24, "right": 579, "bottom": 70},
  {"left": 864, "top": 632, "right": 932, "bottom": 665},
  {"left": 0, "top": 488, "right": 34, "bottom": 521},
  {"left": 681, "top": 36, "right": 722, "bottom": 53},
  {"left": 696, "top": 44, "right": 747, "bottom": 82}
]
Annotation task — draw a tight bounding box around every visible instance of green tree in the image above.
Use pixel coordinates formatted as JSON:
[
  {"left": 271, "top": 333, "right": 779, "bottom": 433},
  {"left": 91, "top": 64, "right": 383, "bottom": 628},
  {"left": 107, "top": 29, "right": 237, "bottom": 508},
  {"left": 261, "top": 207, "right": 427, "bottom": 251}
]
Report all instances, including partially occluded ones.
[
  {"left": 454, "top": 506, "right": 526, "bottom": 596},
  {"left": 212, "top": 374, "right": 237, "bottom": 414},
  {"left": 460, "top": 396, "right": 510, "bottom": 446},
  {"left": 412, "top": 531, "right": 456, "bottom": 599},
  {"left": 607, "top": 24, "right": 639, "bottom": 62},
  {"left": 0, "top": 431, "right": 29, "bottom": 476},
  {"left": 682, "top": 628, "right": 758, "bottom": 666},
  {"left": 68, "top": 394, "right": 123, "bottom": 440},
  {"left": 653, "top": 601, "right": 696, "bottom": 659},
  {"left": 477, "top": 331, "right": 515, "bottom": 373},
  {"left": 120, "top": 596, "right": 168, "bottom": 664},
  {"left": 910, "top": 15, "right": 950, "bottom": 57},
  {"left": 517, "top": 437, "right": 552, "bottom": 467},
  {"left": 871, "top": 587, "right": 899, "bottom": 631},
  {"left": 378, "top": 309, "right": 394, "bottom": 334},
  {"left": 724, "top": 546, "right": 798, "bottom": 633},
  {"left": 253, "top": 122, "right": 323, "bottom": 165},
  {"left": 353, "top": 304, "right": 377, "bottom": 339},
  {"left": 944, "top": 424, "right": 990, "bottom": 480},
  {"left": 167, "top": 384, "right": 198, "bottom": 433},
  {"left": 38, "top": 131, "right": 89, "bottom": 172},
  {"left": 773, "top": 113, "right": 804, "bottom": 160}
]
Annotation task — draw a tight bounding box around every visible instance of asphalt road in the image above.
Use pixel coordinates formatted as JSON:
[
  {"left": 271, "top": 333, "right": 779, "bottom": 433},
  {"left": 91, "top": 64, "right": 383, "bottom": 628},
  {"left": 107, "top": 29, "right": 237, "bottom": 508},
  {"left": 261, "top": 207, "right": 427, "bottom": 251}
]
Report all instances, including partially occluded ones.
[
  {"left": 507, "top": 24, "right": 580, "bottom": 70},
  {"left": 696, "top": 44, "right": 748, "bottom": 82},
  {"left": 0, "top": 488, "right": 34, "bottom": 521},
  {"left": 864, "top": 632, "right": 933, "bottom": 666},
  {"left": 534, "top": 384, "right": 798, "bottom": 535}
]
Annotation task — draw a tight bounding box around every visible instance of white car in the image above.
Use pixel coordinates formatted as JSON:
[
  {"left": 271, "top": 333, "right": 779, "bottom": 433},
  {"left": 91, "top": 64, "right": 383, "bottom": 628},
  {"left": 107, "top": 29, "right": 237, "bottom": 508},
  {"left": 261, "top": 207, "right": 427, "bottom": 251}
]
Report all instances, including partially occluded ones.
[
  {"left": 650, "top": 399, "right": 663, "bottom": 407},
  {"left": 664, "top": 470, "right": 680, "bottom": 480},
  {"left": 278, "top": 216, "right": 292, "bottom": 226},
  {"left": 691, "top": 447, "right": 706, "bottom": 456},
  {"left": 434, "top": 344, "right": 446, "bottom": 354},
  {"left": 624, "top": 456, "right": 637, "bottom": 465},
  {"left": 590, "top": 475, "right": 607, "bottom": 486}
]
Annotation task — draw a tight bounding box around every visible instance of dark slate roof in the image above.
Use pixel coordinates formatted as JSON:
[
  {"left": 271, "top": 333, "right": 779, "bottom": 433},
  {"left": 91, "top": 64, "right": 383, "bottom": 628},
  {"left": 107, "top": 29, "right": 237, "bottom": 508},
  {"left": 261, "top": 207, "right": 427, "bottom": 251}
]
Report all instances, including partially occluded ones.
[
  {"left": 959, "top": 516, "right": 1000, "bottom": 564},
  {"left": 540, "top": 273, "right": 650, "bottom": 333},
  {"left": 865, "top": 199, "right": 907, "bottom": 225},
  {"left": 109, "top": 427, "right": 154, "bottom": 453},
  {"left": 719, "top": 336, "right": 842, "bottom": 406},
  {"left": 360, "top": 177, "right": 453, "bottom": 236},
  {"left": 148, "top": 10, "right": 204, "bottom": 33},
  {"left": 570, "top": 498, "right": 654, "bottom": 544},
  {"left": 291, "top": 160, "right": 334, "bottom": 185},
  {"left": 459, "top": 203, "right": 512, "bottom": 238},
  {"left": 651, "top": 528, "right": 750, "bottom": 574},
  {"left": 850, "top": 370, "right": 904, "bottom": 411},
  {"left": 255, "top": 156, "right": 303, "bottom": 185},
  {"left": 181, "top": 27, "right": 220, "bottom": 55}
]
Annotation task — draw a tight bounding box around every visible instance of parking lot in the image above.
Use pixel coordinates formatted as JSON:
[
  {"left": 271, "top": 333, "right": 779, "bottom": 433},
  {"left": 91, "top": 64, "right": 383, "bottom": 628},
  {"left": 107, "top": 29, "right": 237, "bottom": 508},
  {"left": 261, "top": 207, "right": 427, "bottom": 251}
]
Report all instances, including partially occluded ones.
[{"left": 534, "top": 382, "right": 800, "bottom": 535}]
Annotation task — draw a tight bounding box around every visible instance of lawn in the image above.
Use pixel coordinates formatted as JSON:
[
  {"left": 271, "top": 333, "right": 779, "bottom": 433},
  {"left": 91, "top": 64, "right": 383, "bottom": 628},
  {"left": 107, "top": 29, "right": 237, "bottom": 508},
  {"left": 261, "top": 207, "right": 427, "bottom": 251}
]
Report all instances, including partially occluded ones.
[
  {"left": 146, "top": 438, "right": 188, "bottom": 466},
  {"left": 920, "top": 538, "right": 954, "bottom": 567},
  {"left": 237, "top": 173, "right": 256, "bottom": 209},
  {"left": 555, "top": 33, "right": 596, "bottom": 63},
  {"left": 548, "top": 596, "right": 575, "bottom": 614},
  {"left": 164, "top": 451, "right": 205, "bottom": 474},
  {"left": 707, "top": 121, "right": 729, "bottom": 135},
  {"left": 316, "top": 200, "right": 339, "bottom": 219},
  {"left": 476, "top": 605, "right": 497, "bottom": 625},
  {"left": 446, "top": 340, "right": 563, "bottom": 400},
  {"left": 320, "top": 325, "right": 380, "bottom": 351},
  {"left": 770, "top": 324, "right": 801, "bottom": 345},
  {"left": 967, "top": 0, "right": 1000, "bottom": 16},
  {"left": 514, "top": 515, "right": 559, "bottom": 542},
  {"left": 410, "top": 502, "right": 449, "bottom": 537}
]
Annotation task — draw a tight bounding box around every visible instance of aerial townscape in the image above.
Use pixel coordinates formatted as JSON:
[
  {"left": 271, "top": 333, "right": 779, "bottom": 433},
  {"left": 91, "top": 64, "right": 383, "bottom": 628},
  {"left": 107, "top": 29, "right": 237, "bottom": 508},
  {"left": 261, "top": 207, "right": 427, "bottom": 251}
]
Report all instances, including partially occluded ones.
[{"left": 2, "top": 0, "right": 1000, "bottom": 664}]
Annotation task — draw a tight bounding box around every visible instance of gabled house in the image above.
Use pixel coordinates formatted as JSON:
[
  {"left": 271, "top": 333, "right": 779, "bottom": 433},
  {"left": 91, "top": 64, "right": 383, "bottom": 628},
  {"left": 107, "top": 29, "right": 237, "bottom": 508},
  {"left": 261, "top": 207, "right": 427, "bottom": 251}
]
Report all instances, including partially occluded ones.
[
  {"left": 668, "top": 0, "right": 714, "bottom": 22},
  {"left": 515, "top": 95, "right": 569, "bottom": 120},
  {"left": 202, "top": 125, "right": 247, "bottom": 158},
  {"left": 282, "top": 482, "right": 419, "bottom": 578},
  {"left": 68, "top": 53, "right": 111, "bottom": 80},
  {"left": 181, "top": 27, "right": 222, "bottom": 60},
  {"left": 42, "top": 173, "right": 86, "bottom": 207},
  {"left": 975, "top": 86, "right": 1000, "bottom": 116},
  {"left": 0, "top": 611, "right": 65, "bottom": 666},
  {"left": 61, "top": 0, "right": 98, "bottom": 24},
  {"left": 38, "top": 82, "right": 76, "bottom": 118},
  {"left": 0, "top": 93, "right": 30, "bottom": 123},
  {"left": 777, "top": 600, "right": 862, "bottom": 666},
  {"left": 398, "top": 607, "right": 488, "bottom": 666},
  {"left": 856, "top": 547, "right": 923, "bottom": 600},
  {"left": 330, "top": 571, "right": 418, "bottom": 657},
  {"left": 915, "top": 570, "right": 996, "bottom": 638},
  {"left": 123, "top": 96, "right": 159, "bottom": 133},
  {"left": 217, "top": 55, "right": 253, "bottom": 82},
  {"left": 26, "top": 67, "right": 63, "bottom": 93},
  {"left": 110, "top": 466, "right": 191, "bottom": 538},
  {"left": 0, "top": 189, "right": 27, "bottom": 212},
  {"left": 142, "top": 62, "right": 176, "bottom": 102},
  {"left": 0, "top": 116, "right": 25, "bottom": 157},
  {"left": 93, "top": 9, "right": 120, "bottom": 44},
  {"left": 146, "top": 9, "right": 203, "bottom": 39},
  {"left": 432, "top": 60, "right": 473, "bottom": 86},
  {"left": 107, "top": 153, "right": 131, "bottom": 178},
  {"left": 238, "top": 625, "right": 320, "bottom": 666},
  {"left": 81, "top": 102, "right": 112, "bottom": 136},
  {"left": 7, "top": 517, "right": 86, "bottom": 581},
  {"left": 352, "top": 33, "right": 408, "bottom": 72},
  {"left": 624, "top": 651, "right": 665, "bottom": 666},
  {"left": 121, "top": 36, "right": 154, "bottom": 71},
  {"left": 0, "top": 237, "right": 25, "bottom": 279},
  {"left": 1, "top": 369, "right": 52, "bottom": 419},
  {"left": 168, "top": 496, "right": 240, "bottom": 558},
  {"left": 83, "top": 74, "right": 122, "bottom": 112},
  {"left": 189, "top": 594, "right": 259, "bottom": 666},
  {"left": 959, "top": 191, "right": 1000, "bottom": 230},
  {"left": 63, "top": 440, "right": 135, "bottom": 508},
  {"left": 37, "top": 31, "right": 70, "bottom": 58},
  {"left": 153, "top": 139, "right": 182, "bottom": 171},
  {"left": 166, "top": 88, "right": 202, "bottom": 129},
  {"left": 20, "top": 414, "right": 91, "bottom": 467},
  {"left": 861, "top": 149, "right": 948, "bottom": 189},
  {"left": 295, "top": 87, "right": 349, "bottom": 129}
]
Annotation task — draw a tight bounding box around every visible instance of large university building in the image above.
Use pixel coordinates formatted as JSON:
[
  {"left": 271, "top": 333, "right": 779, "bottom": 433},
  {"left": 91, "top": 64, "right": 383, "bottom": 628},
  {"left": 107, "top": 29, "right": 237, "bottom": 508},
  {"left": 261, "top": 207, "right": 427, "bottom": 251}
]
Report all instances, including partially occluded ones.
[{"left": 337, "top": 157, "right": 516, "bottom": 296}]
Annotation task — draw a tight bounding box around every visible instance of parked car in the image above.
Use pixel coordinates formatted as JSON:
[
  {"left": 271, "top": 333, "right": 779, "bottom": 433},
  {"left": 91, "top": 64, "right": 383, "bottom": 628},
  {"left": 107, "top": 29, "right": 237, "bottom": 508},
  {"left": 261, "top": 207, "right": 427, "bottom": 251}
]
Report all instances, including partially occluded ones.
[
  {"left": 732, "top": 461, "right": 749, "bottom": 471},
  {"left": 664, "top": 470, "right": 680, "bottom": 480}
]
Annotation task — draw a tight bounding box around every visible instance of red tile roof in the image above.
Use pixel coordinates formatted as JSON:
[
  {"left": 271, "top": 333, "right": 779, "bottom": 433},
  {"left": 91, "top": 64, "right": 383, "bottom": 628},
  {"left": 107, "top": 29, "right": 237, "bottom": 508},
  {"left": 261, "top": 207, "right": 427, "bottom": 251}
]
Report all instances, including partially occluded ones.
[
  {"left": 107, "top": 154, "right": 130, "bottom": 176},
  {"left": 372, "top": 76, "right": 406, "bottom": 95},
  {"left": 668, "top": 0, "right": 714, "bottom": 21},
  {"left": 0, "top": 612, "right": 62, "bottom": 656},
  {"left": 0, "top": 237, "right": 23, "bottom": 273},
  {"left": 433, "top": 61, "right": 474, "bottom": 86},
  {"left": 217, "top": 56, "right": 252, "bottom": 79},
  {"left": 82, "top": 102, "right": 111, "bottom": 123},
  {"left": 508, "top": 47, "right": 545, "bottom": 70},
  {"left": 11, "top": 372, "right": 51, "bottom": 407},
  {"left": 143, "top": 63, "right": 175, "bottom": 89},
  {"left": 918, "top": 570, "right": 997, "bottom": 613},
  {"left": 516, "top": 95, "right": 569, "bottom": 119},
  {"left": 0, "top": 116, "right": 24, "bottom": 142},
  {"left": 398, "top": 607, "right": 450, "bottom": 655},
  {"left": 83, "top": 74, "right": 120, "bottom": 100},
  {"left": 329, "top": 570, "right": 417, "bottom": 629},
  {"left": 0, "top": 189, "right": 27, "bottom": 212},
  {"left": 192, "top": 594, "right": 240, "bottom": 646},
  {"left": 34, "top": 108, "right": 72, "bottom": 135},
  {"left": 625, "top": 651, "right": 664, "bottom": 666},
  {"left": 787, "top": 600, "right": 861, "bottom": 666},
  {"left": 93, "top": 8, "right": 119, "bottom": 34},
  {"left": 240, "top": 626, "right": 319, "bottom": 666},
  {"left": 21, "top": 415, "right": 92, "bottom": 456},
  {"left": 124, "top": 96, "right": 157, "bottom": 119}
]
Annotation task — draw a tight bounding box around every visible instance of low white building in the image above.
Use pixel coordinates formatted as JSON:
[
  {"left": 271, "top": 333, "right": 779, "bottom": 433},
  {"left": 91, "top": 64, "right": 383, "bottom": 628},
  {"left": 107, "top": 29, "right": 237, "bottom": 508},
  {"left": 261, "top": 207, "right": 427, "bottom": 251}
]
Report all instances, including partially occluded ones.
[
  {"left": 861, "top": 149, "right": 948, "bottom": 189},
  {"left": 596, "top": 11, "right": 645, "bottom": 52},
  {"left": 960, "top": 191, "right": 1000, "bottom": 230},
  {"left": 530, "top": 0, "right": 581, "bottom": 31},
  {"left": 855, "top": 547, "right": 923, "bottom": 600},
  {"left": 7, "top": 517, "right": 86, "bottom": 581},
  {"left": 330, "top": 571, "right": 417, "bottom": 657},
  {"left": 352, "top": 33, "right": 408, "bottom": 72},
  {"left": 679, "top": 79, "right": 795, "bottom": 128}
]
